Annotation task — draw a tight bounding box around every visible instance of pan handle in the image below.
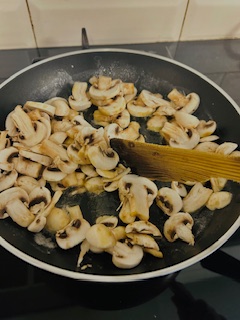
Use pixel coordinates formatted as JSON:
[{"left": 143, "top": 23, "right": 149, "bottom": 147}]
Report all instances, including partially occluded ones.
[{"left": 200, "top": 249, "right": 240, "bottom": 282}]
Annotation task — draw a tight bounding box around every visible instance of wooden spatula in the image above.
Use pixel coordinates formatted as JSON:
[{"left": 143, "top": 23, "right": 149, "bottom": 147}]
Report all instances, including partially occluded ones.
[{"left": 110, "top": 138, "right": 240, "bottom": 182}]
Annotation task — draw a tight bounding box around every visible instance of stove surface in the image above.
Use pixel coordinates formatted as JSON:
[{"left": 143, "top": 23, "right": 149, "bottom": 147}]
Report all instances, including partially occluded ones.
[{"left": 0, "top": 39, "right": 240, "bottom": 320}]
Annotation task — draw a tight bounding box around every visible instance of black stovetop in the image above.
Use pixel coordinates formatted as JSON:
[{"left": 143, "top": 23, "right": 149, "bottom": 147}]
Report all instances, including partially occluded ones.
[{"left": 0, "top": 39, "right": 240, "bottom": 320}]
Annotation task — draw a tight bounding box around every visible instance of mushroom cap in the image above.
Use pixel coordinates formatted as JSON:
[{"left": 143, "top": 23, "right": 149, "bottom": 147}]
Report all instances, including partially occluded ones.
[{"left": 112, "top": 241, "right": 144, "bottom": 269}]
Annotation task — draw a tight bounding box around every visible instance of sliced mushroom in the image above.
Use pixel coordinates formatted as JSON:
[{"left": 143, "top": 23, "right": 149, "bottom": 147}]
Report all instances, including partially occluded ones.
[
  {"left": 85, "top": 223, "right": 117, "bottom": 250},
  {"left": 0, "top": 187, "right": 34, "bottom": 227},
  {"left": 127, "top": 96, "right": 155, "bottom": 117},
  {"left": 139, "top": 90, "right": 171, "bottom": 109},
  {"left": 15, "top": 175, "right": 46, "bottom": 194},
  {"left": 111, "top": 241, "right": 144, "bottom": 269},
  {"left": 215, "top": 142, "right": 238, "bottom": 155},
  {"left": 45, "top": 207, "right": 71, "bottom": 233},
  {"left": 146, "top": 114, "right": 167, "bottom": 132},
  {"left": 87, "top": 143, "right": 119, "bottom": 171},
  {"left": 45, "top": 97, "right": 70, "bottom": 117},
  {"left": 0, "top": 146, "right": 18, "bottom": 171},
  {"left": 42, "top": 165, "right": 67, "bottom": 182},
  {"left": 0, "top": 131, "right": 10, "bottom": 150},
  {"left": 0, "top": 169, "right": 18, "bottom": 192},
  {"left": 161, "top": 122, "right": 200, "bottom": 149},
  {"left": 118, "top": 174, "right": 158, "bottom": 222},
  {"left": 196, "top": 120, "right": 217, "bottom": 138},
  {"left": 95, "top": 215, "right": 118, "bottom": 229},
  {"left": 93, "top": 108, "right": 130, "bottom": 128},
  {"left": 156, "top": 187, "right": 183, "bottom": 216},
  {"left": 24, "top": 101, "right": 56, "bottom": 117},
  {"left": 11, "top": 105, "right": 49, "bottom": 147},
  {"left": 164, "top": 212, "right": 194, "bottom": 245},
  {"left": 68, "top": 82, "right": 92, "bottom": 111},
  {"left": 125, "top": 220, "right": 162, "bottom": 237},
  {"left": 12, "top": 156, "right": 42, "bottom": 178},
  {"left": 210, "top": 177, "right": 227, "bottom": 192},
  {"left": 174, "top": 111, "right": 200, "bottom": 128},
  {"left": 206, "top": 191, "right": 233, "bottom": 211},
  {"left": 182, "top": 182, "right": 213, "bottom": 213},
  {"left": 127, "top": 233, "right": 160, "bottom": 251},
  {"left": 19, "top": 149, "right": 52, "bottom": 167},
  {"left": 28, "top": 186, "right": 52, "bottom": 215},
  {"left": 85, "top": 176, "right": 105, "bottom": 195},
  {"left": 89, "top": 76, "right": 121, "bottom": 101},
  {"left": 194, "top": 141, "right": 219, "bottom": 153},
  {"left": 56, "top": 218, "right": 90, "bottom": 250},
  {"left": 171, "top": 181, "right": 187, "bottom": 198},
  {"left": 98, "top": 95, "right": 126, "bottom": 116}
]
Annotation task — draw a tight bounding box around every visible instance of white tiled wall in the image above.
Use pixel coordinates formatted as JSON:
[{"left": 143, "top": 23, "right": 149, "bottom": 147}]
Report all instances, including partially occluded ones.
[{"left": 0, "top": 0, "right": 240, "bottom": 49}]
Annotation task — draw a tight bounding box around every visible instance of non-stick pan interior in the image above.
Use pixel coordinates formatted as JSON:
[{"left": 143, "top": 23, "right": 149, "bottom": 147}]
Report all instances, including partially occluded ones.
[{"left": 0, "top": 49, "right": 239, "bottom": 281}]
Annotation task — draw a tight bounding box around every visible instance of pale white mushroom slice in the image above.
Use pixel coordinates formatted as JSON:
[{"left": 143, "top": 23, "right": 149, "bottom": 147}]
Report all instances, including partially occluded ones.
[
  {"left": 51, "top": 118, "right": 73, "bottom": 133},
  {"left": 111, "top": 226, "right": 126, "bottom": 241},
  {"left": 49, "top": 132, "right": 68, "bottom": 144},
  {"left": 168, "top": 89, "right": 200, "bottom": 114},
  {"left": 127, "top": 97, "right": 155, "bottom": 117},
  {"left": 45, "top": 207, "right": 71, "bottom": 233},
  {"left": 56, "top": 218, "right": 91, "bottom": 250},
  {"left": 167, "top": 88, "right": 189, "bottom": 108},
  {"left": 45, "top": 97, "right": 70, "bottom": 117},
  {"left": 93, "top": 108, "right": 130, "bottom": 128},
  {"left": 87, "top": 143, "right": 119, "bottom": 171},
  {"left": 154, "top": 104, "right": 176, "bottom": 117},
  {"left": 161, "top": 122, "right": 200, "bottom": 149},
  {"left": 105, "top": 122, "right": 141, "bottom": 142},
  {"left": 125, "top": 221, "right": 162, "bottom": 237},
  {"left": 111, "top": 241, "right": 144, "bottom": 269},
  {"left": 15, "top": 175, "right": 46, "bottom": 194},
  {"left": 68, "top": 82, "right": 92, "bottom": 111},
  {"left": 24, "top": 101, "right": 55, "bottom": 117},
  {"left": 118, "top": 174, "right": 158, "bottom": 222},
  {"left": 139, "top": 90, "right": 170, "bottom": 109},
  {"left": 0, "top": 187, "right": 34, "bottom": 227},
  {"left": 85, "top": 223, "right": 117, "bottom": 250},
  {"left": 146, "top": 114, "right": 167, "bottom": 132},
  {"left": 210, "top": 177, "right": 227, "bottom": 192},
  {"left": 42, "top": 166, "right": 67, "bottom": 182},
  {"left": 126, "top": 233, "right": 160, "bottom": 251},
  {"left": 40, "top": 139, "right": 78, "bottom": 174},
  {"left": 118, "top": 199, "right": 136, "bottom": 224},
  {"left": 171, "top": 181, "right": 188, "bottom": 198},
  {"left": 11, "top": 105, "right": 49, "bottom": 147},
  {"left": 98, "top": 95, "right": 126, "bottom": 116},
  {"left": 199, "top": 135, "right": 219, "bottom": 142},
  {"left": 12, "top": 156, "right": 42, "bottom": 179},
  {"left": 206, "top": 191, "right": 233, "bottom": 211},
  {"left": 19, "top": 149, "right": 52, "bottom": 167},
  {"left": 28, "top": 190, "right": 63, "bottom": 232},
  {"left": 0, "top": 131, "right": 10, "bottom": 150},
  {"left": 174, "top": 111, "right": 200, "bottom": 128},
  {"left": 77, "top": 239, "right": 90, "bottom": 267},
  {"left": 124, "top": 86, "right": 137, "bottom": 103},
  {"left": 5, "top": 112, "right": 18, "bottom": 137},
  {"left": 80, "top": 164, "right": 98, "bottom": 178},
  {"left": 164, "top": 212, "right": 194, "bottom": 245},
  {"left": 75, "top": 126, "right": 104, "bottom": 147},
  {"left": 156, "top": 187, "right": 183, "bottom": 216},
  {"left": 85, "top": 176, "right": 105, "bottom": 195},
  {"left": 0, "top": 146, "right": 18, "bottom": 171},
  {"left": 196, "top": 120, "right": 217, "bottom": 138},
  {"left": 215, "top": 142, "right": 238, "bottom": 155},
  {"left": 95, "top": 215, "right": 118, "bottom": 229},
  {"left": 89, "top": 77, "right": 121, "bottom": 101},
  {"left": 194, "top": 141, "right": 219, "bottom": 153},
  {"left": 0, "top": 169, "right": 18, "bottom": 192},
  {"left": 182, "top": 182, "right": 213, "bottom": 213},
  {"left": 28, "top": 186, "right": 52, "bottom": 215}
]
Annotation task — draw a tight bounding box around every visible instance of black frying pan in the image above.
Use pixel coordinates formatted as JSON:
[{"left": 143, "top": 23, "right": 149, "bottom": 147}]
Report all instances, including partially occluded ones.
[{"left": 0, "top": 48, "right": 239, "bottom": 283}]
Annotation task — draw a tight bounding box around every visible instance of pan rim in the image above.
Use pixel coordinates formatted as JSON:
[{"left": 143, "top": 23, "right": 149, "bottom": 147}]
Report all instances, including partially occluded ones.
[{"left": 0, "top": 47, "right": 239, "bottom": 282}]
